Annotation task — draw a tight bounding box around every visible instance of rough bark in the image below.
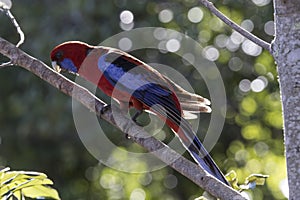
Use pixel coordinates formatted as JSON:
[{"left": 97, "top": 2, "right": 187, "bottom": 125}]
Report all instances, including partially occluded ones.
[{"left": 272, "top": 1, "right": 300, "bottom": 199}]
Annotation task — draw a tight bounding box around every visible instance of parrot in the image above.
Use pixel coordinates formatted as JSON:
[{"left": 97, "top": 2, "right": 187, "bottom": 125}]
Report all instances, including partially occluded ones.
[{"left": 50, "top": 41, "right": 229, "bottom": 185}]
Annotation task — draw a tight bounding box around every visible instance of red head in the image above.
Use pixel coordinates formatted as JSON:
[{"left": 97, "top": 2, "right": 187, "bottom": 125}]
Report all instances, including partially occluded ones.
[{"left": 50, "top": 41, "right": 93, "bottom": 73}]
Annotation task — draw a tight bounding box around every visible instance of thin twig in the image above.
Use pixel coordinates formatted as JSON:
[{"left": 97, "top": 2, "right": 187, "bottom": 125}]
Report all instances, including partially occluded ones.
[
  {"left": 0, "top": 37, "right": 246, "bottom": 200},
  {"left": 0, "top": 61, "right": 13, "bottom": 68},
  {"left": 0, "top": 8, "right": 25, "bottom": 68},
  {"left": 4, "top": 9, "right": 25, "bottom": 47},
  {"left": 198, "top": 0, "right": 272, "bottom": 53}
]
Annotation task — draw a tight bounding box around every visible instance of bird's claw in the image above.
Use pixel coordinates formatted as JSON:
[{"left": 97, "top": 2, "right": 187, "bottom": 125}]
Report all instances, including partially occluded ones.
[
  {"left": 131, "top": 110, "right": 144, "bottom": 127},
  {"left": 126, "top": 110, "right": 143, "bottom": 139},
  {"left": 132, "top": 110, "right": 142, "bottom": 122},
  {"left": 100, "top": 104, "right": 111, "bottom": 115}
]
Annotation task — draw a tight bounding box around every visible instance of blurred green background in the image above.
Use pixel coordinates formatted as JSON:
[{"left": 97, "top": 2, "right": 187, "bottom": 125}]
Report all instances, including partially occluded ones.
[{"left": 0, "top": 0, "right": 286, "bottom": 199}]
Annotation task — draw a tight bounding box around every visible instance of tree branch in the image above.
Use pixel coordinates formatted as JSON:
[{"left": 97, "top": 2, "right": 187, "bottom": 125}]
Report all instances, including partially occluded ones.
[
  {"left": 0, "top": 37, "right": 245, "bottom": 199},
  {"left": 198, "top": 0, "right": 272, "bottom": 53},
  {"left": 272, "top": 0, "right": 300, "bottom": 199}
]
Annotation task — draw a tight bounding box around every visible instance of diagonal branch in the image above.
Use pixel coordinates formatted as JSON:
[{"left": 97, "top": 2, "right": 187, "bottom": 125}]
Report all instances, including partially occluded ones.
[
  {"left": 198, "top": 0, "right": 272, "bottom": 53},
  {"left": 0, "top": 37, "right": 245, "bottom": 200}
]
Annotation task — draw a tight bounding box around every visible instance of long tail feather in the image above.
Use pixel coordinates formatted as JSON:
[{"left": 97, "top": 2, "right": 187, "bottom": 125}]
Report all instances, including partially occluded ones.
[
  {"left": 143, "top": 90, "right": 229, "bottom": 185},
  {"left": 173, "top": 120, "right": 229, "bottom": 186},
  {"left": 189, "top": 133, "right": 229, "bottom": 185}
]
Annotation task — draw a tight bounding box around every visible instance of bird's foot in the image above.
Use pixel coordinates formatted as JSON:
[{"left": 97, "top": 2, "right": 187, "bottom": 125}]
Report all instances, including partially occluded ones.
[
  {"left": 100, "top": 104, "right": 111, "bottom": 115},
  {"left": 131, "top": 110, "right": 143, "bottom": 127},
  {"left": 132, "top": 110, "right": 142, "bottom": 123},
  {"left": 125, "top": 110, "right": 143, "bottom": 139}
]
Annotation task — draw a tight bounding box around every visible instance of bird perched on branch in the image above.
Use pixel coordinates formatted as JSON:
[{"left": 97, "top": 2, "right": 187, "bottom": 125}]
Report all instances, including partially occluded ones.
[{"left": 50, "top": 41, "right": 229, "bottom": 185}]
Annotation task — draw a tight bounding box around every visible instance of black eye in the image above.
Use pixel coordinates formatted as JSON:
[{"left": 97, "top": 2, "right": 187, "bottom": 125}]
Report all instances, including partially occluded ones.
[{"left": 55, "top": 51, "right": 63, "bottom": 60}]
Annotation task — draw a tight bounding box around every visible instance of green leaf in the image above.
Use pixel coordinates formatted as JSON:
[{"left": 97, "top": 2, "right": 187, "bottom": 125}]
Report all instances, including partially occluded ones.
[
  {"left": 239, "top": 174, "right": 269, "bottom": 190},
  {"left": 225, "top": 170, "right": 240, "bottom": 190},
  {"left": 0, "top": 170, "right": 19, "bottom": 186},
  {"left": 1, "top": 176, "right": 55, "bottom": 197},
  {"left": 2, "top": 171, "right": 48, "bottom": 185},
  {"left": 0, "top": 167, "right": 10, "bottom": 173},
  {"left": 11, "top": 190, "right": 23, "bottom": 200},
  {"left": 225, "top": 171, "right": 269, "bottom": 191},
  {"left": 245, "top": 174, "right": 269, "bottom": 186},
  {"left": 22, "top": 184, "right": 60, "bottom": 200},
  {"left": 0, "top": 167, "right": 60, "bottom": 199}
]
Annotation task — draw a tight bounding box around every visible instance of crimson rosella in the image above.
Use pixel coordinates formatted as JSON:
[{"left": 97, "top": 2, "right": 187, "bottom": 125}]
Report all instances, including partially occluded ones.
[{"left": 50, "top": 41, "right": 229, "bottom": 185}]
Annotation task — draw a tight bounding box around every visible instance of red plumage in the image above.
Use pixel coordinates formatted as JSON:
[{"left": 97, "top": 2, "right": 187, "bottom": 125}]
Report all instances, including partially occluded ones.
[{"left": 50, "top": 41, "right": 229, "bottom": 185}]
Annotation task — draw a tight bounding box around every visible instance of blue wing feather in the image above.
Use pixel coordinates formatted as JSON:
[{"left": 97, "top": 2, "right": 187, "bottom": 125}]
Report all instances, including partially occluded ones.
[{"left": 98, "top": 53, "right": 179, "bottom": 114}]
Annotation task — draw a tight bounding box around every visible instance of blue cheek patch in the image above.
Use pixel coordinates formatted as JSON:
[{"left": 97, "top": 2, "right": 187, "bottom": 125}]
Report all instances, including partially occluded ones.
[{"left": 60, "top": 58, "right": 78, "bottom": 73}]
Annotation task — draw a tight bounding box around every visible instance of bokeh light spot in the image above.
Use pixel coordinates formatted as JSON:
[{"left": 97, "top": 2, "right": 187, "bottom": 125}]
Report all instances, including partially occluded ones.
[
  {"left": 100, "top": 173, "right": 123, "bottom": 190},
  {"left": 139, "top": 173, "right": 152, "bottom": 186},
  {"left": 209, "top": 17, "right": 224, "bottom": 32},
  {"left": 254, "top": 142, "right": 269, "bottom": 157},
  {"left": 202, "top": 46, "right": 219, "bottom": 61},
  {"left": 120, "top": 10, "right": 134, "bottom": 24},
  {"left": 226, "top": 38, "right": 240, "bottom": 52},
  {"left": 242, "top": 123, "right": 261, "bottom": 140},
  {"left": 158, "top": 41, "right": 167, "bottom": 53},
  {"left": 85, "top": 166, "right": 99, "bottom": 181},
  {"left": 235, "top": 149, "right": 249, "bottom": 162},
  {"left": 163, "top": 174, "right": 178, "bottom": 189},
  {"left": 241, "top": 19, "right": 254, "bottom": 32},
  {"left": 153, "top": 28, "right": 167, "bottom": 40},
  {"left": 182, "top": 53, "right": 195, "bottom": 65},
  {"left": 241, "top": 97, "right": 257, "bottom": 115},
  {"left": 252, "top": 0, "right": 271, "bottom": 6},
  {"left": 130, "top": 188, "right": 146, "bottom": 200},
  {"left": 198, "top": 30, "right": 211, "bottom": 43},
  {"left": 246, "top": 159, "right": 262, "bottom": 172},
  {"left": 229, "top": 57, "right": 243, "bottom": 71},
  {"left": 264, "top": 110, "right": 283, "bottom": 129},
  {"left": 264, "top": 21, "right": 275, "bottom": 36},
  {"left": 118, "top": 37, "right": 132, "bottom": 51},
  {"left": 239, "top": 79, "right": 251, "bottom": 92},
  {"left": 251, "top": 77, "right": 267, "bottom": 92},
  {"left": 242, "top": 39, "right": 262, "bottom": 56},
  {"left": 230, "top": 31, "right": 244, "bottom": 45},
  {"left": 120, "top": 22, "right": 134, "bottom": 31},
  {"left": 158, "top": 9, "right": 173, "bottom": 23},
  {"left": 215, "top": 34, "right": 229, "bottom": 48},
  {"left": 187, "top": 7, "right": 203, "bottom": 23},
  {"left": 166, "top": 39, "right": 180, "bottom": 52}
]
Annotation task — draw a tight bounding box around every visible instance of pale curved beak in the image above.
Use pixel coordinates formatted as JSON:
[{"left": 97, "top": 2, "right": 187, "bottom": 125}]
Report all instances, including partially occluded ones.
[{"left": 51, "top": 61, "right": 61, "bottom": 73}]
